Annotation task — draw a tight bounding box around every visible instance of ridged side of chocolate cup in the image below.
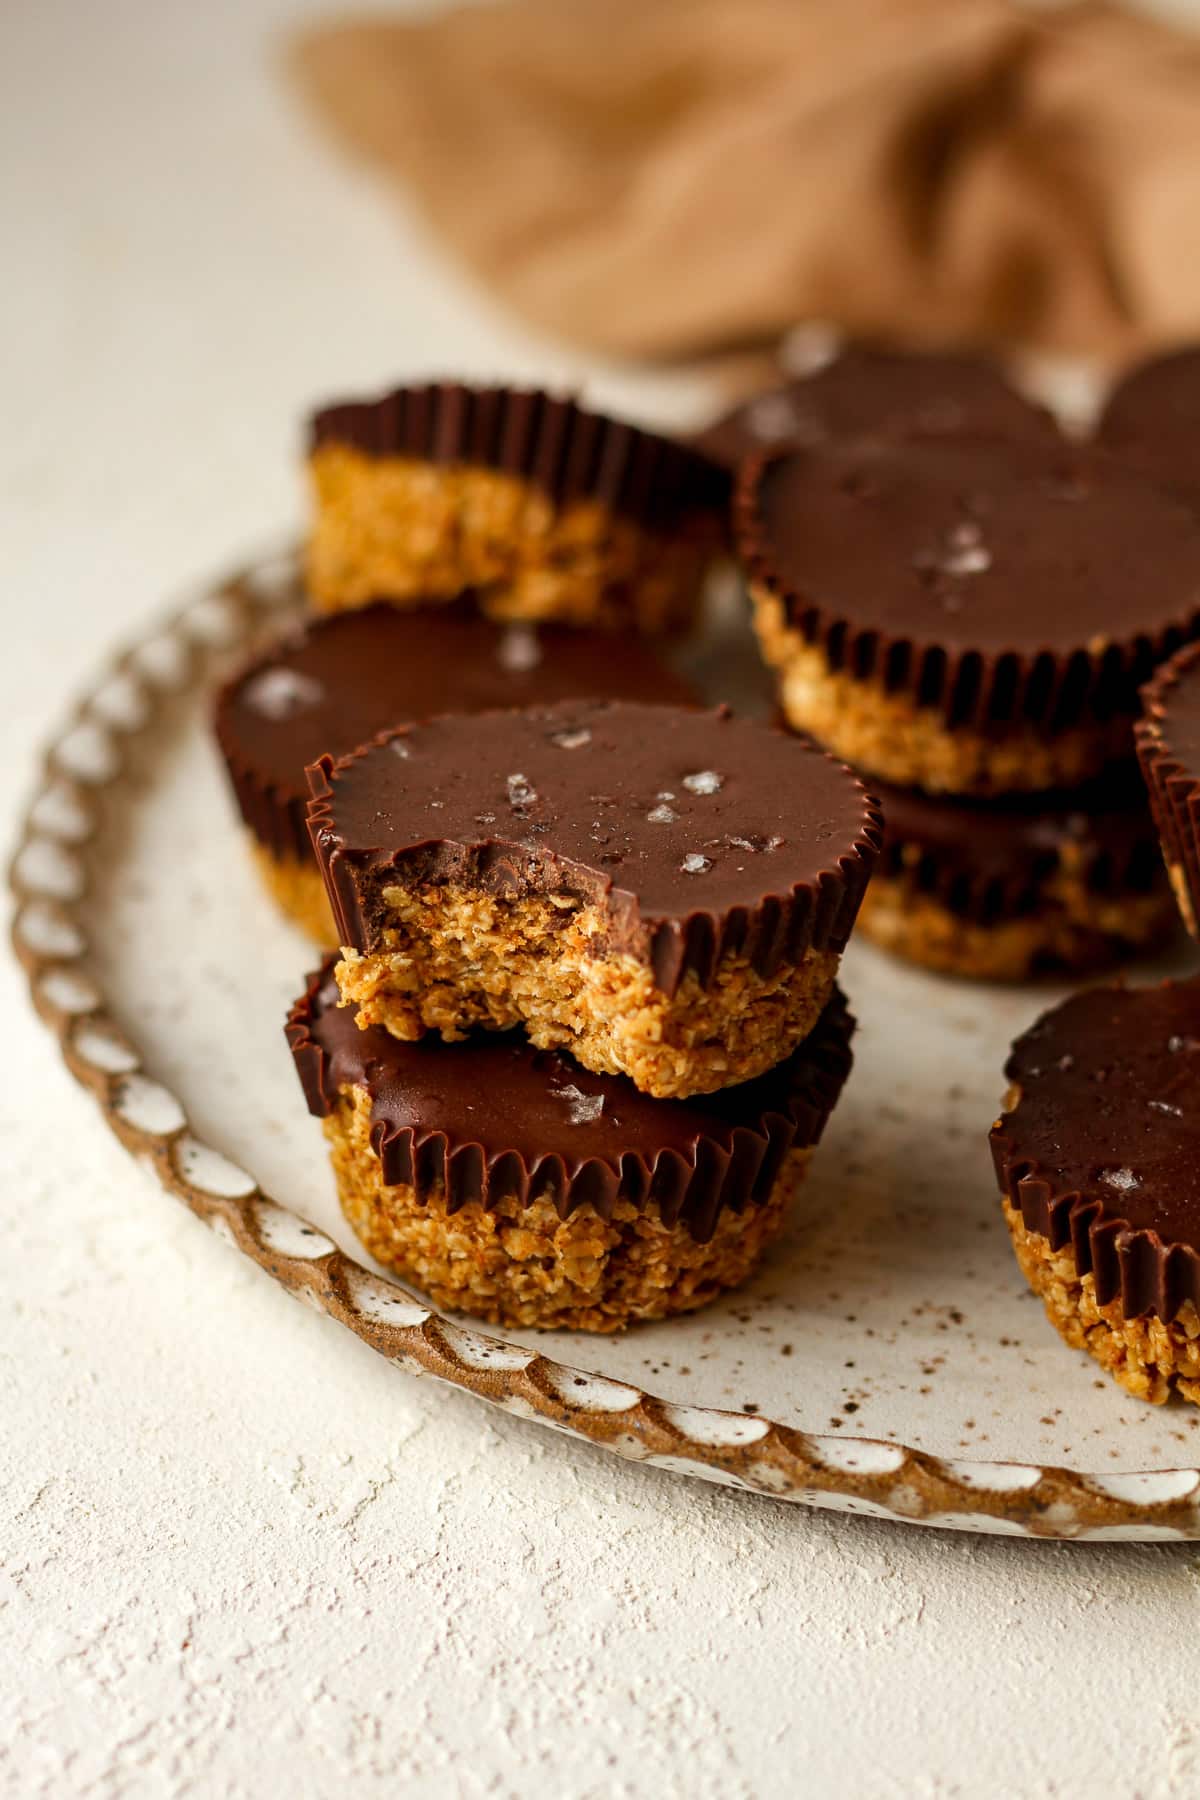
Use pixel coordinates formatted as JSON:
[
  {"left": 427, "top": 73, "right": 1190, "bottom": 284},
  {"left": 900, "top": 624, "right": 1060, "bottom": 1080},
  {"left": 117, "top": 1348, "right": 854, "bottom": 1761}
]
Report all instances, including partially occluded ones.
[
  {"left": 286, "top": 963, "right": 855, "bottom": 1242},
  {"left": 991, "top": 981, "right": 1200, "bottom": 1322},
  {"left": 1137, "top": 641, "right": 1200, "bottom": 940},
  {"left": 992, "top": 1131, "right": 1200, "bottom": 1325},
  {"left": 871, "top": 768, "right": 1165, "bottom": 926},
  {"left": 736, "top": 441, "right": 1200, "bottom": 735},
  {"left": 304, "top": 703, "right": 883, "bottom": 996},
  {"left": 310, "top": 382, "right": 730, "bottom": 529},
  {"left": 991, "top": 1114, "right": 1200, "bottom": 1324}
]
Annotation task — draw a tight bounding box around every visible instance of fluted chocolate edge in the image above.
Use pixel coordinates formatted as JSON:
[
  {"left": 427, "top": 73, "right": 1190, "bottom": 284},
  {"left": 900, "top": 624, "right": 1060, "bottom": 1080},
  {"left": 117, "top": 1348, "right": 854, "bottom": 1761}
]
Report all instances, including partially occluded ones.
[
  {"left": 309, "top": 381, "right": 730, "bottom": 529},
  {"left": 736, "top": 449, "right": 1199, "bottom": 734},
  {"left": 286, "top": 963, "right": 855, "bottom": 1240},
  {"left": 304, "top": 723, "right": 884, "bottom": 996},
  {"left": 1137, "top": 641, "right": 1200, "bottom": 941},
  {"left": 991, "top": 1102, "right": 1200, "bottom": 1324}
]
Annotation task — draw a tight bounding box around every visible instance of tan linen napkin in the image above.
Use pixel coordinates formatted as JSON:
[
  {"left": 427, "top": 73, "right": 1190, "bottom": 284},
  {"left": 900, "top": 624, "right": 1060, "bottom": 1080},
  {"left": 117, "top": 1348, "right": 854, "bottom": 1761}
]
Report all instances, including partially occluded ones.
[{"left": 288, "top": 0, "right": 1200, "bottom": 365}]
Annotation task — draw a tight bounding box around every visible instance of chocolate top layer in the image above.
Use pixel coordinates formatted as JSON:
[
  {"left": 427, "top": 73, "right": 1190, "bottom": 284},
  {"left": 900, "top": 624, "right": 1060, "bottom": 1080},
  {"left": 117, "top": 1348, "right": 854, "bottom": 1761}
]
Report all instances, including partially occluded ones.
[
  {"left": 874, "top": 763, "right": 1164, "bottom": 921},
  {"left": 214, "top": 605, "right": 696, "bottom": 862},
  {"left": 694, "top": 344, "right": 1054, "bottom": 468},
  {"left": 310, "top": 381, "right": 728, "bottom": 524},
  {"left": 1097, "top": 347, "right": 1200, "bottom": 498},
  {"left": 738, "top": 435, "right": 1200, "bottom": 728},
  {"left": 287, "top": 963, "right": 854, "bottom": 1240},
  {"left": 306, "top": 700, "right": 881, "bottom": 992},
  {"left": 991, "top": 979, "right": 1200, "bottom": 1318}
]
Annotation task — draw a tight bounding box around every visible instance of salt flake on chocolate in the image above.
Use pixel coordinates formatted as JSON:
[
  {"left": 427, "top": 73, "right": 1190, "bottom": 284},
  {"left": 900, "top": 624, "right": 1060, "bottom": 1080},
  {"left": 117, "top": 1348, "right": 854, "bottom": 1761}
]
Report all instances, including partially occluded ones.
[
  {"left": 682, "top": 770, "right": 723, "bottom": 795},
  {"left": 680, "top": 853, "right": 712, "bottom": 874},
  {"left": 244, "top": 668, "right": 322, "bottom": 721}
]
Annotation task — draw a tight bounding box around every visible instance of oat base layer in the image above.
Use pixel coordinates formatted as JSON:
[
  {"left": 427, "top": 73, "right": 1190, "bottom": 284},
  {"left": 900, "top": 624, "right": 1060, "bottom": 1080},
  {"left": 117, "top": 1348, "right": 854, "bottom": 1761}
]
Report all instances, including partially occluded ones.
[
  {"left": 325, "top": 1086, "right": 809, "bottom": 1331},
  {"left": 1003, "top": 1201, "right": 1200, "bottom": 1405},
  {"left": 859, "top": 873, "right": 1174, "bottom": 981},
  {"left": 307, "top": 446, "right": 709, "bottom": 632},
  {"left": 335, "top": 882, "right": 838, "bottom": 1099},
  {"left": 752, "top": 588, "right": 1129, "bottom": 795},
  {"left": 249, "top": 839, "right": 337, "bottom": 948}
]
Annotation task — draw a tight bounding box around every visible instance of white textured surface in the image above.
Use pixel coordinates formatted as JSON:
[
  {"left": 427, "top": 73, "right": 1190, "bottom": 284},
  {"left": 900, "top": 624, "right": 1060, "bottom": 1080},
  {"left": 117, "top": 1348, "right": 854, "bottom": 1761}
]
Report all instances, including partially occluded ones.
[{"left": 7, "top": 2, "right": 1200, "bottom": 1795}]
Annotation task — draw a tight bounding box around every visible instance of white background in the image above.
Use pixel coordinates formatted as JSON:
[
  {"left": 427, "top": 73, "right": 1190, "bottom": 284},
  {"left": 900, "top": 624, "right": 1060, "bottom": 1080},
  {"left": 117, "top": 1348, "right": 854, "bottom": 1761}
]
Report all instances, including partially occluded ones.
[{"left": 5, "top": 3, "right": 1200, "bottom": 1795}]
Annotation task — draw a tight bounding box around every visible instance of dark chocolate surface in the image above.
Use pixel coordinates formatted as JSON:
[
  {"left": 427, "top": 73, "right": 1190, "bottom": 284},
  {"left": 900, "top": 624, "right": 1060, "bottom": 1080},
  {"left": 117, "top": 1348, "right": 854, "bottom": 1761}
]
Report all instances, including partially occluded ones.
[
  {"left": 874, "top": 763, "right": 1164, "bottom": 923},
  {"left": 694, "top": 344, "right": 1053, "bottom": 468},
  {"left": 1097, "top": 347, "right": 1200, "bottom": 499},
  {"left": 310, "top": 381, "right": 729, "bottom": 525},
  {"left": 992, "top": 979, "right": 1200, "bottom": 1318},
  {"left": 307, "top": 700, "right": 881, "bottom": 992},
  {"left": 287, "top": 964, "right": 854, "bottom": 1240},
  {"left": 215, "top": 605, "right": 696, "bottom": 862},
  {"left": 738, "top": 434, "right": 1200, "bottom": 728}
]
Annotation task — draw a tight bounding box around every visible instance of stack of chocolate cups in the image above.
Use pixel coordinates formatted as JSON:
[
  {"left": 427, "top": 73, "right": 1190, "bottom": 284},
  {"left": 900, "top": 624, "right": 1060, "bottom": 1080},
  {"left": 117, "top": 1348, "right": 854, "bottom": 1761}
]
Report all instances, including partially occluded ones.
[
  {"left": 215, "top": 380, "right": 881, "bottom": 1331},
  {"left": 722, "top": 347, "right": 1200, "bottom": 980}
]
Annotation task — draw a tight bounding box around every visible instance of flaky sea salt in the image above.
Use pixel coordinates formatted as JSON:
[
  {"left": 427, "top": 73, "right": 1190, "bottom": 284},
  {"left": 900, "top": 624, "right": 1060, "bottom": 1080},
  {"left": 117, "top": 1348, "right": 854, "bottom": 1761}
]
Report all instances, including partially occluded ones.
[
  {"left": 551, "top": 728, "right": 591, "bottom": 750},
  {"left": 557, "top": 1084, "right": 604, "bottom": 1125},
  {"left": 915, "top": 519, "right": 992, "bottom": 579},
  {"left": 680, "top": 853, "right": 712, "bottom": 875},
  {"left": 682, "top": 770, "right": 723, "bottom": 795},
  {"left": 243, "top": 667, "right": 322, "bottom": 720},
  {"left": 506, "top": 773, "right": 537, "bottom": 809},
  {"left": 1100, "top": 1167, "right": 1140, "bottom": 1192},
  {"left": 497, "top": 624, "right": 541, "bottom": 672},
  {"left": 647, "top": 803, "right": 678, "bottom": 824},
  {"left": 391, "top": 739, "right": 412, "bottom": 759},
  {"left": 1149, "top": 1099, "right": 1184, "bottom": 1117}
]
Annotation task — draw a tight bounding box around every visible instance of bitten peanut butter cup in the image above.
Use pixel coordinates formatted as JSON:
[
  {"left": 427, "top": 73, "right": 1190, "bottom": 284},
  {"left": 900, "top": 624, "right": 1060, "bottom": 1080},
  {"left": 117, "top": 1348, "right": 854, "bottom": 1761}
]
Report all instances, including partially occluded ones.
[
  {"left": 307, "top": 381, "right": 727, "bottom": 631},
  {"left": 213, "top": 604, "right": 696, "bottom": 943},
  {"left": 693, "top": 342, "right": 1054, "bottom": 469},
  {"left": 858, "top": 765, "right": 1174, "bottom": 981},
  {"left": 992, "top": 978, "right": 1200, "bottom": 1404},
  {"left": 287, "top": 963, "right": 854, "bottom": 1332},
  {"left": 306, "top": 699, "right": 880, "bottom": 1099},
  {"left": 739, "top": 435, "right": 1200, "bottom": 795},
  {"left": 1097, "top": 346, "right": 1200, "bottom": 501},
  {"left": 1137, "top": 639, "right": 1200, "bottom": 938}
]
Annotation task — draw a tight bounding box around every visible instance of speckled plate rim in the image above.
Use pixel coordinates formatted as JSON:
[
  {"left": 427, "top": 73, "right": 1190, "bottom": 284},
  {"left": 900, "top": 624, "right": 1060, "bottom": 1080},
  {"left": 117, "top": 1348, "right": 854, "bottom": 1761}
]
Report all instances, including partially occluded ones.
[{"left": 11, "top": 546, "right": 1200, "bottom": 1542}]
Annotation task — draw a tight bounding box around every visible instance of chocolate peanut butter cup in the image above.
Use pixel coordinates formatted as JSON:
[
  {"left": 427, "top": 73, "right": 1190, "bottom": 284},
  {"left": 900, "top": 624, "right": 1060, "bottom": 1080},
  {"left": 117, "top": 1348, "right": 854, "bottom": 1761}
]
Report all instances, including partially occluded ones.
[
  {"left": 287, "top": 963, "right": 854, "bottom": 1331},
  {"left": 307, "top": 381, "right": 727, "bottom": 631},
  {"left": 213, "top": 604, "right": 696, "bottom": 944},
  {"left": 693, "top": 343, "right": 1054, "bottom": 470},
  {"left": 1097, "top": 346, "right": 1200, "bottom": 501},
  {"left": 1137, "top": 640, "right": 1200, "bottom": 938},
  {"left": 738, "top": 435, "right": 1200, "bottom": 795},
  {"left": 306, "top": 699, "right": 880, "bottom": 1100},
  {"left": 992, "top": 978, "right": 1200, "bottom": 1404},
  {"left": 858, "top": 765, "right": 1174, "bottom": 981}
]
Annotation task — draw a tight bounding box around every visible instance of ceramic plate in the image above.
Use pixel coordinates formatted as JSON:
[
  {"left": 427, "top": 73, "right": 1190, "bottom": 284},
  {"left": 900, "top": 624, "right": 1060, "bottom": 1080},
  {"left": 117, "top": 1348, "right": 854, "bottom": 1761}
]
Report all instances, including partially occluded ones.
[{"left": 13, "top": 547, "right": 1200, "bottom": 1539}]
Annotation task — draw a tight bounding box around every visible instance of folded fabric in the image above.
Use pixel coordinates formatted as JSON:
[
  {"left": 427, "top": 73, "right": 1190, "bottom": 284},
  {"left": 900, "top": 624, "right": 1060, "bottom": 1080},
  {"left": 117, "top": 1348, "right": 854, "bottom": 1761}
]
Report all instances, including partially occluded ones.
[{"left": 288, "top": 0, "right": 1200, "bottom": 364}]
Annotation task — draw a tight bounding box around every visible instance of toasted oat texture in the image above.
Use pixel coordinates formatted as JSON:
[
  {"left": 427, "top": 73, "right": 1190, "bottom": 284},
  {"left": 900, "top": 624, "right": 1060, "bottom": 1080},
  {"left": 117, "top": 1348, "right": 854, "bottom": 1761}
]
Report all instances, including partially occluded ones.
[
  {"left": 859, "top": 874, "right": 1174, "bottom": 981},
  {"left": 326, "top": 1085, "right": 809, "bottom": 1331},
  {"left": 1003, "top": 1200, "right": 1200, "bottom": 1405},
  {"left": 752, "top": 588, "right": 1131, "bottom": 795},
  {"left": 334, "top": 883, "right": 840, "bottom": 1099},
  {"left": 307, "top": 445, "right": 710, "bottom": 632},
  {"left": 249, "top": 839, "right": 337, "bottom": 948}
]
